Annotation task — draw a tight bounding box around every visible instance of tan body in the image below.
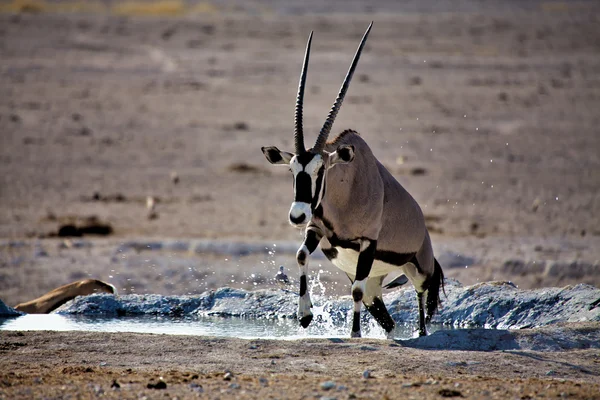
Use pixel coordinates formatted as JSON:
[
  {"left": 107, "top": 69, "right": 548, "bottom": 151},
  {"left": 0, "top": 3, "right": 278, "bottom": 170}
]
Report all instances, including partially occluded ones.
[{"left": 14, "top": 279, "right": 116, "bottom": 314}]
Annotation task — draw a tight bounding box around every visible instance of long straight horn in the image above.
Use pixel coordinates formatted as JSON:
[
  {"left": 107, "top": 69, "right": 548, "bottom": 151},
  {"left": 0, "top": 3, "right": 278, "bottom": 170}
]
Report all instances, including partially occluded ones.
[
  {"left": 294, "top": 31, "right": 313, "bottom": 154},
  {"left": 313, "top": 22, "right": 373, "bottom": 153}
]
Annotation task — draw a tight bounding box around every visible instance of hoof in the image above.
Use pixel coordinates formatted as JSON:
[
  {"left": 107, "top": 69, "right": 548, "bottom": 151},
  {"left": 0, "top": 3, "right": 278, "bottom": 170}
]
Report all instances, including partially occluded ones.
[
  {"left": 299, "top": 315, "right": 313, "bottom": 328},
  {"left": 351, "top": 331, "right": 361, "bottom": 338}
]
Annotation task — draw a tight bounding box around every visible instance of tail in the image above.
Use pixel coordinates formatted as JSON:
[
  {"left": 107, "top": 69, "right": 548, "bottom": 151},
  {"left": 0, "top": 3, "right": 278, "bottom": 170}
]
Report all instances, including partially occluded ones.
[{"left": 425, "top": 258, "right": 445, "bottom": 321}]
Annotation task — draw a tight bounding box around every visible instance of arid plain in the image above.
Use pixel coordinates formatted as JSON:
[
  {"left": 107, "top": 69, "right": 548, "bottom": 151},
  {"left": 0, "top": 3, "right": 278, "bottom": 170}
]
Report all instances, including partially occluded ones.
[{"left": 1, "top": 0, "right": 599, "bottom": 398}]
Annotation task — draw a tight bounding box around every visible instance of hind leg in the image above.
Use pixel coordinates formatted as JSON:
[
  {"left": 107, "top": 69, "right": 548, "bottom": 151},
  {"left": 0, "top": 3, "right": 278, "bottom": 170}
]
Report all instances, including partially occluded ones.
[
  {"left": 402, "top": 234, "right": 436, "bottom": 337},
  {"left": 363, "top": 277, "right": 395, "bottom": 337}
]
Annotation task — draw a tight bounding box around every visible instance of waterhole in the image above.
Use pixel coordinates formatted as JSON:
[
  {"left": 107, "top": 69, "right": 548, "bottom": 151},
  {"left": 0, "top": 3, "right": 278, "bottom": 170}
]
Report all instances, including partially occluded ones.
[{"left": 0, "top": 314, "right": 449, "bottom": 340}]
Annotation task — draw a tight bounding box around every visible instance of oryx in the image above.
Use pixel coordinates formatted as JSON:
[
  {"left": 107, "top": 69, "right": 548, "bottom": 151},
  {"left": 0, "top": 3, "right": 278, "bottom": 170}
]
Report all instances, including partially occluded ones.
[{"left": 261, "top": 22, "right": 445, "bottom": 338}]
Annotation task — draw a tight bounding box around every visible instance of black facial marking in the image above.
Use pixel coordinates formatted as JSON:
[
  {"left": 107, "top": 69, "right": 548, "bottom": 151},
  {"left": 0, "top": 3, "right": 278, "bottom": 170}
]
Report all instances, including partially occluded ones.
[
  {"left": 299, "top": 275, "right": 308, "bottom": 297},
  {"left": 290, "top": 212, "right": 306, "bottom": 225},
  {"left": 296, "top": 152, "right": 315, "bottom": 166},
  {"left": 352, "top": 311, "right": 361, "bottom": 333},
  {"left": 365, "top": 297, "right": 395, "bottom": 333},
  {"left": 311, "top": 166, "right": 325, "bottom": 209},
  {"left": 294, "top": 171, "right": 312, "bottom": 203},
  {"left": 355, "top": 240, "right": 377, "bottom": 282}
]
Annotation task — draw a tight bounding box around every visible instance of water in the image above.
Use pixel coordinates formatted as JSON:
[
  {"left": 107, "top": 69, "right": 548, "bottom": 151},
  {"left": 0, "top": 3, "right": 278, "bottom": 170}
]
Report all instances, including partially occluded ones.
[{"left": 0, "top": 314, "right": 448, "bottom": 340}]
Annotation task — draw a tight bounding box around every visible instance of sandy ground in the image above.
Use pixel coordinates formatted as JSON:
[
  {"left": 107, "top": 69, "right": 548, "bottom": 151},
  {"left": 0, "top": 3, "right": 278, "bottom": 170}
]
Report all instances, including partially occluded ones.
[
  {"left": 1, "top": 0, "right": 600, "bottom": 398},
  {"left": 1, "top": 329, "right": 600, "bottom": 399}
]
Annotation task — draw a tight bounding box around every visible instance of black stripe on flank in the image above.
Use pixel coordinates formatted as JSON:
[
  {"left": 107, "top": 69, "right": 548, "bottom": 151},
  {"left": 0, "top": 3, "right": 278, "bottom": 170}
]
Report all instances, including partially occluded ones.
[
  {"left": 375, "top": 250, "right": 417, "bottom": 267},
  {"left": 299, "top": 275, "right": 308, "bottom": 297},
  {"left": 294, "top": 172, "right": 312, "bottom": 203}
]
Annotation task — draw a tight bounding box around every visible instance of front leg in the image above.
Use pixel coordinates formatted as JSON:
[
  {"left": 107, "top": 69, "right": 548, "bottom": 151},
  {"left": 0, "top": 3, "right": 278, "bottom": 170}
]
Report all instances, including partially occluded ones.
[
  {"left": 351, "top": 239, "right": 377, "bottom": 338},
  {"left": 296, "top": 225, "right": 323, "bottom": 328}
]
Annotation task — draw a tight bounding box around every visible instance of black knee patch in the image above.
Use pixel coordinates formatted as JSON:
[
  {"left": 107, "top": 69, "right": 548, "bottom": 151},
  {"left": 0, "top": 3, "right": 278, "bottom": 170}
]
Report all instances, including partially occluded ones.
[
  {"left": 296, "top": 250, "right": 307, "bottom": 265},
  {"left": 352, "top": 288, "right": 363, "bottom": 302}
]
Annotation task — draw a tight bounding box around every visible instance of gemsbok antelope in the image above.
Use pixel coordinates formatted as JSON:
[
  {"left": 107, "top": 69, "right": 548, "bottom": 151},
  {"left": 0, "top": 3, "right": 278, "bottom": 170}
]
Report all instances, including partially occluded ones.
[
  {"left": 14, "top": 279, "right": 116, "bottom": 314},
  {"left": 261, "top": 22, "right": 445, "bottom": 337}
]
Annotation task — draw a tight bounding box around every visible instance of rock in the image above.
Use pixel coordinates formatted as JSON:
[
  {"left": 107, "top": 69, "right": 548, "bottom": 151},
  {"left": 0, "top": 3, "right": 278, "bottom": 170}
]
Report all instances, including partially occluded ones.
[
  {"left": 147, "top": 380, "right": 167, "bottom": 389},
  {"left": 0, "top": 299, "right": 23, "bottom": 316},
  {"left": 320, "top": 381, "right": 336, "bottom": 390},
  {"left": 439, "top": 388, "right": 463, "bottom": 397},
  {"left": 223, "top": 371, "right": 233, "bottom": 381},
  {"left": 362, "top": 370, "right": 372, "bottom": 379},
  {"left": 189, "top": 383, "right": 203, "bottom": 393}
]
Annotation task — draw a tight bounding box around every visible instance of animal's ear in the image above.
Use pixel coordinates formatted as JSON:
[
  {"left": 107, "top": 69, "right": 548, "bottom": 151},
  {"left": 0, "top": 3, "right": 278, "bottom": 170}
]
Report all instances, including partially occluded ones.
[
  {"left": 261, "top": 146, "right": 293, "bottom": 165},
  {"left": 329, "top": 145, "right": 355, "bottom": 166}
]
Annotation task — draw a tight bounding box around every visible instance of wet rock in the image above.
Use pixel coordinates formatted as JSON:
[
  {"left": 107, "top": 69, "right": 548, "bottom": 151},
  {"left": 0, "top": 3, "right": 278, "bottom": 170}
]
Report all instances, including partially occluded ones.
[
  {"left": 0, "top": 299, "right": 22, "bottom": 317},
  {"left": 189, "top": 382, "right": 203, "bottom": 393}
]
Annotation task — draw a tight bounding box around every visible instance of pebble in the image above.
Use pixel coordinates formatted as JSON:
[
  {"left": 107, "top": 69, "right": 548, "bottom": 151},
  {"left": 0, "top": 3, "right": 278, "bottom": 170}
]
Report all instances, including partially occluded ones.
[
  {"left": 320, "top": 381, "right": 336, "bottom": 391},
  {"left": 229, "top": 383, "right": 241, "bottom": 389},
  {"left": 147, "top": 380, "right": 167, "bottom": 390},
  {"left": 359, "top": 345, "right": 377, "bottom": 352},
  {"left": 189, "top": 383, "right": 203, "bottom": 393},
  {"left": 223, "top": 371, "right": 233, "bottom": 381},
  {"left": 259, "top": 377, "right": 269, "bottom": 387},
  {"left": 362, "top": 370, "right": 372, "bottom": 379}
]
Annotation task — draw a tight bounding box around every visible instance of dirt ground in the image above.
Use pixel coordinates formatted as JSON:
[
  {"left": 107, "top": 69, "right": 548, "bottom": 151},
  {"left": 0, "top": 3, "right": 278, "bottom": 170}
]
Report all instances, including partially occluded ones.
[
  {"left": 1, "top": 0, "right": 600, "bottom": 398},
  {"left": 1, "top": 329, "right": 600, "bottom": 399}
]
